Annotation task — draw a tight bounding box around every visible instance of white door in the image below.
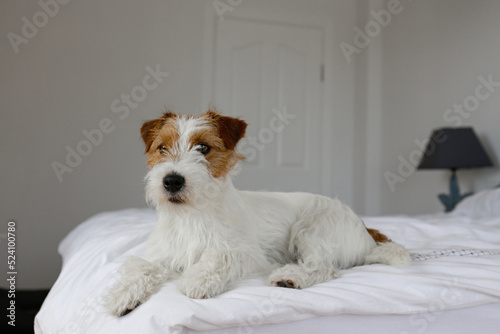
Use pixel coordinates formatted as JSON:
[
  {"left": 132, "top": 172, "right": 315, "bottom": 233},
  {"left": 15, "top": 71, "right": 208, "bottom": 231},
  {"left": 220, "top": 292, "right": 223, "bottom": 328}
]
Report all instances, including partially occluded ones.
[{"left": 214, "top": 18, "right": 324, "bottom": 193}]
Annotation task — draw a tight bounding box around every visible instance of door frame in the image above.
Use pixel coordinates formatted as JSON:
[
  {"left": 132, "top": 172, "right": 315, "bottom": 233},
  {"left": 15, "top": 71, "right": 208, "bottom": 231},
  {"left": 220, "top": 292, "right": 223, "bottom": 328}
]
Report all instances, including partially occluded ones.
[{"left": 202, "top": 2, "right": 336, "bottom": 198}]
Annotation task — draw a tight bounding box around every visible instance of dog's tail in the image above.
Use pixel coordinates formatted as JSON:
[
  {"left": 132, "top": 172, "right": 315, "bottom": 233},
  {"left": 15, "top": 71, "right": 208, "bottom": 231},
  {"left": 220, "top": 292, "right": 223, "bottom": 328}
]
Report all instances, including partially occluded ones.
[{"left": 364, "top": 228, "right": 412, "bottom": 268}]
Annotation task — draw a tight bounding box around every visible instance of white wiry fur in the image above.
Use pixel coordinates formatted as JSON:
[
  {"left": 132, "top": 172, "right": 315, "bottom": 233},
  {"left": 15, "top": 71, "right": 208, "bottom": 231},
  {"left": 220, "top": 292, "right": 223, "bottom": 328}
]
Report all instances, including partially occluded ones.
[
  {"left": 364, "top": 242, "right": 412, "bottom": 268},
  {"left": 104, "top": 114, "right": 411, "bottom": 316}
]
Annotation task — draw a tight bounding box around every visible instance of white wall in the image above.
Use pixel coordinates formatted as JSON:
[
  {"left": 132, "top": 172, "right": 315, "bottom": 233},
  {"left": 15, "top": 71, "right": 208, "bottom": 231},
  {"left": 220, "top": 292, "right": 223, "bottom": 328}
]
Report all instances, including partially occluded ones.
[{"left": 371, "top": 0, "right": 500, "bottom": 215}]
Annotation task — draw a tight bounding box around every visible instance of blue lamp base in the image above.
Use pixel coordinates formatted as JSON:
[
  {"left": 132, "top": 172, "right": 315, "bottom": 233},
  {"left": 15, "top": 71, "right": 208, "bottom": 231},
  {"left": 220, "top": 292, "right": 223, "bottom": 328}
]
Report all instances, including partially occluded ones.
[{"left": 438, "top": 170, "right": 472, "bottom": 212}]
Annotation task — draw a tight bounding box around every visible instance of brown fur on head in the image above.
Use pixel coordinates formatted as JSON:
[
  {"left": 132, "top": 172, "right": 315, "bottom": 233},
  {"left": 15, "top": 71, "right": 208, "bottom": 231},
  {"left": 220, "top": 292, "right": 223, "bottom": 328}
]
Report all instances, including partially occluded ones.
[
  {"left": 140, "top": 109, "right": 247, "bottom": 179},
  {"left": 140, "top": 111, "right": 177, "bottom": 154},
  {"left": 204, "top": 110, "right": 247, "bottom": 151}
]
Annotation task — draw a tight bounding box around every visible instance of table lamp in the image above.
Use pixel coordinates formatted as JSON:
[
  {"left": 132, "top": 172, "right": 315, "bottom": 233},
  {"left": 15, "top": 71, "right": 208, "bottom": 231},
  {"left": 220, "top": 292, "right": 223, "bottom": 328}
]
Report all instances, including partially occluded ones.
[{"left": 417, "top": 127, "right": 493, "bottom": 212}]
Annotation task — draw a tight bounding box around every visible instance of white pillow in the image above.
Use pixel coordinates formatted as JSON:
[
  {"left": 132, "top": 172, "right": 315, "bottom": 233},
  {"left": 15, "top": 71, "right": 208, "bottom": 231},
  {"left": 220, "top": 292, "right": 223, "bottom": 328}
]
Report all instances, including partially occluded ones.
[{"left": 453, "top": 187, "right": 500, "bottom": 218}]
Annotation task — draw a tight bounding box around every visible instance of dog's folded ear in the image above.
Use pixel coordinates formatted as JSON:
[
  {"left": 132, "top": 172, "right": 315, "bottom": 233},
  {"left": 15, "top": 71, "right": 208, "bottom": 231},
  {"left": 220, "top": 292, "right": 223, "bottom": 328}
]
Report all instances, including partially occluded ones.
[
  {"left": 206, "top": 110, "right": 247, "bottom": 151},
  {"left": 140, "top": 112, "right": 176, "bottom": 153}
]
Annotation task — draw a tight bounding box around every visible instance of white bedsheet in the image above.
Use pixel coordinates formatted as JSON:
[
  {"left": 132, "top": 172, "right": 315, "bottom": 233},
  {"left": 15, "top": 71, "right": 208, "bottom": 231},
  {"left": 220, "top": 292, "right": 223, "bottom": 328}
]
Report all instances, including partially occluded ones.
[{"left": 35, "top": 208, "right": 500, "bottom": 333}]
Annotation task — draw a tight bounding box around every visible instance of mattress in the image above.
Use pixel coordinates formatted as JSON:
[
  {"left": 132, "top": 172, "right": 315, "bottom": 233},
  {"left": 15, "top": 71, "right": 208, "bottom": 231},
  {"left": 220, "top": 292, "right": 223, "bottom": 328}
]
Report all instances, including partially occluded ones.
[{"left": 35, "top": 190, "right": 500, "bottom": 333}]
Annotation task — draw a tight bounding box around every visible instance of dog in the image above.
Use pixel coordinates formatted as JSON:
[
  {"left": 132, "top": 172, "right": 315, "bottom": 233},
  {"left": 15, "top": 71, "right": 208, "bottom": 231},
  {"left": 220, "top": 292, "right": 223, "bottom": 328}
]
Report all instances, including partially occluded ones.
[{"left": 104, "top": 110, "right": 411, "bottom": 316}]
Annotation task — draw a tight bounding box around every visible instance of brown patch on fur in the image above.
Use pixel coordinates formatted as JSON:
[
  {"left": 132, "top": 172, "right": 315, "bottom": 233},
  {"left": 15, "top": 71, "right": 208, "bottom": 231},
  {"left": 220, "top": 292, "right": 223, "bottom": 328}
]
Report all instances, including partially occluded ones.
[
  {"left": 140, "top": 111, "right": 179, "bottom": 167},
  {"left": 197, "top": 110, "right": 247, "bottom": 178},
  {"left": 367, "top": 228, "right": 392, "bottom": 244},
  {"left": 205, "top": 110, "right": 247, "bottom": 151},
  {"left": 140, "top": 111, "right": 177, "bottom": 152}
]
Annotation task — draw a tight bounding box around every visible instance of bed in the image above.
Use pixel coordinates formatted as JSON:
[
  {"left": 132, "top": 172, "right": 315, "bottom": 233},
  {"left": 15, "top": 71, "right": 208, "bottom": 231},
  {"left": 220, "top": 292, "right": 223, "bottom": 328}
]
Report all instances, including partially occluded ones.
[{"left": 35, "top": 188, "right": 500, "bottom": 333}]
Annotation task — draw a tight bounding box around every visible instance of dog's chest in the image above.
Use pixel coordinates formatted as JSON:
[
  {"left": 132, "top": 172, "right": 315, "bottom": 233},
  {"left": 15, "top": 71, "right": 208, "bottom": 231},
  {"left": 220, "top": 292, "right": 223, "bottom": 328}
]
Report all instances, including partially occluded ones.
[{"left": 145, "top": 214, "right": 248, "bottom": 270}]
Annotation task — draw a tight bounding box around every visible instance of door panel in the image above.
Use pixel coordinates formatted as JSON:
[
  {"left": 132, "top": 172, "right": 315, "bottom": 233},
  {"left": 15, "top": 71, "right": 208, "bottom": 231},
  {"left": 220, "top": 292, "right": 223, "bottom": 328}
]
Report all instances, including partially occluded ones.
[{"left": 214, "top": 18, "right": 323, "bottom": 193}]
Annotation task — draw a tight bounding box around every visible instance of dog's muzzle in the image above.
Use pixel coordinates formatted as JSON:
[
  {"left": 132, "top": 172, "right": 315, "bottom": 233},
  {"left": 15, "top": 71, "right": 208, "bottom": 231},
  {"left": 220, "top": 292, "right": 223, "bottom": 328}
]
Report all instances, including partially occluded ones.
[{"left": 163, "top": 173, "right": 185, "bottom": 194}]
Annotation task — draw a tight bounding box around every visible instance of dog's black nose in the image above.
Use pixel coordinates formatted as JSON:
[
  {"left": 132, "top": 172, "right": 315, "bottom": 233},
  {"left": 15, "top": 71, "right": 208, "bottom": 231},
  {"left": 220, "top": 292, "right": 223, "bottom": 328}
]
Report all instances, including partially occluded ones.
[{"left": 163, "top": 173, "right": 185, "bottom": 194}]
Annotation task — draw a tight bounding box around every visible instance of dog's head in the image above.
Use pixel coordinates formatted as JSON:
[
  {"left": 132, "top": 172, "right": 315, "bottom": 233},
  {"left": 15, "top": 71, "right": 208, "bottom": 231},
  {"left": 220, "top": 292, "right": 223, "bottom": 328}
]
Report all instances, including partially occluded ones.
[{"left": 141, "top": 109, "right": 247, "bottom": 209}]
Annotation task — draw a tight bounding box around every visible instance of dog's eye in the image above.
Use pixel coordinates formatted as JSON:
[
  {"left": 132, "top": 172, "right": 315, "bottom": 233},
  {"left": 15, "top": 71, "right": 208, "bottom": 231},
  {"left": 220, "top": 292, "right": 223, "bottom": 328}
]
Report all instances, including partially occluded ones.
[
  {"left": 158, "top": 145, "right": 168, "bottom": 153},
  {"left": 196, "top": 143, "right": 211, "bottom": 155}
]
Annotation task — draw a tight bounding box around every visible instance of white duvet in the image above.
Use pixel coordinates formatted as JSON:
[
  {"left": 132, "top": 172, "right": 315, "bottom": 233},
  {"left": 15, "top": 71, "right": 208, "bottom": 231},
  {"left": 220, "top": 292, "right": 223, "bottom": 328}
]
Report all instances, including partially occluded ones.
[{"left": 35, "top": 207, "right": 500, "bottom": 333}]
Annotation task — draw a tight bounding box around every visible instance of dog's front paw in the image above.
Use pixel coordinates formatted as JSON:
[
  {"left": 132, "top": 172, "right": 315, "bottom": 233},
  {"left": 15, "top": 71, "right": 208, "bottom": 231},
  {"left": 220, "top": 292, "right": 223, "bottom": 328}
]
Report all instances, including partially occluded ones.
[
  {"left": 182, "top": 284, "right": 210, "bottom": 299},
  {"left": 103, "top": 286, "right": 142, "bottom": 317},
  {"left": 180, "top": 274, "right": 225, "bottom": 299},
  {"left": 103, "top": 257, "right": 168, "bottom": 316}
]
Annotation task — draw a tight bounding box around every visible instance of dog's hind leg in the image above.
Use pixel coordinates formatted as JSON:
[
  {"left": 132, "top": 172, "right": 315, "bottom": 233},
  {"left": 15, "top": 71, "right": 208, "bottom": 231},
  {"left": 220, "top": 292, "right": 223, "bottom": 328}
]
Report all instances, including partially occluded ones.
[
  {"left": 103, "top": 256, "right": 169, "bottom": 316},
  {"left": 269, "top": 258, "right": 337, "bottom": 289},
  {"left": 270, "top": 197, "right": 374, "bottom": 289}
]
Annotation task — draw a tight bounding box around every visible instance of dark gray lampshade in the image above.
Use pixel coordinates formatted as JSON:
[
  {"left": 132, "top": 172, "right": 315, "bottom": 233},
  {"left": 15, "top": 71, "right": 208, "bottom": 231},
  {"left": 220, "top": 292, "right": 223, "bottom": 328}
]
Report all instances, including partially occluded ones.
[{"left": 417, "top": 127, "right": 493, "bottom": 170}]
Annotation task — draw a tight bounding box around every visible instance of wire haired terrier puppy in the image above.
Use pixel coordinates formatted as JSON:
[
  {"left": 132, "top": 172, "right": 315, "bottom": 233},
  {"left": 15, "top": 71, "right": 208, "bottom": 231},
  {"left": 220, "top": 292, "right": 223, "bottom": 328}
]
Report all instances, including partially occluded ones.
[{"left": 104, "top": 109, "right": 411, "bottom": 316}]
